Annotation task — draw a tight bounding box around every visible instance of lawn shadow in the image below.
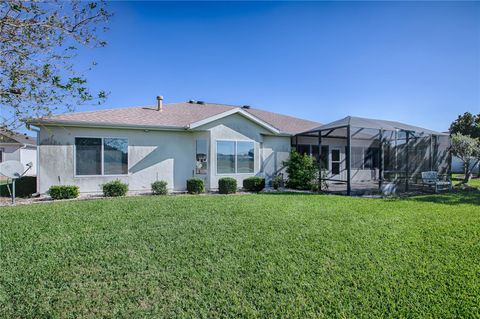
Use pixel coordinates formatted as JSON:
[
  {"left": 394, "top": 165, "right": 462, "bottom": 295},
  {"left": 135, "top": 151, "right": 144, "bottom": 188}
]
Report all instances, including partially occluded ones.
[
  {"left": 260, "top": 191, "right": 320, "bottom": 196},
  {"left": 404, "top": 190, "right": 480, "bottom": 206}
]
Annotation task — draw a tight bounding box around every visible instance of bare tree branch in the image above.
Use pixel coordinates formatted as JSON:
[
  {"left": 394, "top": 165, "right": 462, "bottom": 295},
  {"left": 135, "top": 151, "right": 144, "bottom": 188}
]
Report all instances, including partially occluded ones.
[{"left": 0, "top": 0, "right": 111, "bottom": 130}]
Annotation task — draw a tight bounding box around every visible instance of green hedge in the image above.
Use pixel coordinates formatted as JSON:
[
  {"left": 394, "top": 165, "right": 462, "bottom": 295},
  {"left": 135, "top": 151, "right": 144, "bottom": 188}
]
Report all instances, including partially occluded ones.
[
  {"left": 151, "top": 180, "right": 168, "bottom": 195},
  {"left": 0, "top": 176, "right": 36, "bottom": 198},
  {"left": 48, "top": 185, "right": 79, "bottom": 200},
  {"left": 218, "top": 177, "right": 237, "bottom": 194},
  {"left": 187, "top": 178, "right": 204, "bottom": 194},
  {"left": 102, "top": 180, "right": 129, "bottom": 197},
  {"left": 243, "top": 177, "right": 265, "bottom": 192}
]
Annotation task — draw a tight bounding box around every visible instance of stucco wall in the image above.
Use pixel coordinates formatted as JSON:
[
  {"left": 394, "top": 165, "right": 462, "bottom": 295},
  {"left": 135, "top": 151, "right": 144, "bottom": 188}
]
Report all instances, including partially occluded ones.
[
  {"left": 197, "top": 113, "right": 271, "bottom": 190},
  {"left": 38, "top": 115, "right": 293, "bottom": 193},
  {"left": 20, "top": 147, "right": 37, "bottom": 175},
  {"left": 38, "top": 126, "right": 196, "bottom": 193},
  {"left": 261, "top": 135, "right": 291, "bottom": 182},
  {"left": 38, "top": 113, "right": 296, "bottom": 193}
]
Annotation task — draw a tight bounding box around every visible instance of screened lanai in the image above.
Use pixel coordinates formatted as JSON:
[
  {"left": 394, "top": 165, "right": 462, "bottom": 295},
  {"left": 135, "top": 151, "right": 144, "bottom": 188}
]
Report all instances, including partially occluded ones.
[{"left": 293, "top": 116, "right": 451, "bottom": 195}]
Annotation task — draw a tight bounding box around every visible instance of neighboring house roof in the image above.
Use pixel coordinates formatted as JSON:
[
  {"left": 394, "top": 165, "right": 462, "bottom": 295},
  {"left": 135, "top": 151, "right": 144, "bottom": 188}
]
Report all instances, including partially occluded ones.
[
  {"left": 0, "top": 130, "right": 36, "bottom": 146},
  {"left": 30, "top": 102, "right": 321, "bottom": 135},
  {"left": 303, "top": 116, "right": 448, "bottom": 136}
]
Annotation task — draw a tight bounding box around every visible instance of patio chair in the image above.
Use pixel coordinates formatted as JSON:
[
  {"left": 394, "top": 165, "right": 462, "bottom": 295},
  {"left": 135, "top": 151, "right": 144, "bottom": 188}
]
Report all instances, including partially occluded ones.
[{"left": 421, "top": 171, "right": 452, "bottom": 193}]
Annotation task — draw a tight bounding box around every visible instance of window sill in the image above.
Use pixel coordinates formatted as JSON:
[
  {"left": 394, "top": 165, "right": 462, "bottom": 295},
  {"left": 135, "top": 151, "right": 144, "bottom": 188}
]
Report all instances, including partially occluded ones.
[{"left": 74, "top": 174, "right": 130, "bottom": 178}]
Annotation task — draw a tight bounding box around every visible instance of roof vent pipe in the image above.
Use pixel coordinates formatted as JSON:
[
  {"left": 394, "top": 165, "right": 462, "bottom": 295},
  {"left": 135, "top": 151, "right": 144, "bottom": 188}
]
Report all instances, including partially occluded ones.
[{"left": 156, "top": 95, "right": 163, "bottom": 111}]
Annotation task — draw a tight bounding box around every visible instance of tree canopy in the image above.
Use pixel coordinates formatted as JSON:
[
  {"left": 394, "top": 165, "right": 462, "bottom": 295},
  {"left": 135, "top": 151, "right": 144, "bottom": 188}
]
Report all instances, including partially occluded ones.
[
  {"left": 0, "top": 0, "right": 111, "bottom": 130},
  {"left": 449, "top": 112, "right": 480, "bottom": 139},
  {"left": 450, "top": 133, "right": 480, "bottom": 182}
]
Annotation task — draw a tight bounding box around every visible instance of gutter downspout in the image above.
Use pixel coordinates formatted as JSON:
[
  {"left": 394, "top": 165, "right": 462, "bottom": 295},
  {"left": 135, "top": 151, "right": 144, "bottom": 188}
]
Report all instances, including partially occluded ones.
[{"left": 28, "top": 126, "right": 40, "bottom": 194}]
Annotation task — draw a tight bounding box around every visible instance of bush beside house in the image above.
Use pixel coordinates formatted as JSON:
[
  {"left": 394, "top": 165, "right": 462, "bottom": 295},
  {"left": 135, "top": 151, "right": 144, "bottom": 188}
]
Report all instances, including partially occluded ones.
[
  {"left": 102, "top": 180, "right": 129, "bottom": 197},
  {"left": 187, "top": 178, "right": 204, "bottom": 194},
  {"left": 243, "top": 177, "right": 265, "bottom": 192},
  {"left": 219, "top": 177, "right": 237, "bottom": 194},
  {"left": 48, "top": 185, "right": 79, "bottom": 200},
  {"left": 151, "top": 181, "right": 168, "bottom": 195},
  {"left": 283, "top": 150, "right": 317, "bottom": 190}
]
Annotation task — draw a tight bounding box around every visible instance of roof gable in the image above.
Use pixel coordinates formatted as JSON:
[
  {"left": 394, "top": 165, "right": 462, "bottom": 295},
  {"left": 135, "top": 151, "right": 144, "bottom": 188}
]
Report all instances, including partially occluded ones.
[{"left": 189, "top": 108, "right": 280, "bottom": 134}]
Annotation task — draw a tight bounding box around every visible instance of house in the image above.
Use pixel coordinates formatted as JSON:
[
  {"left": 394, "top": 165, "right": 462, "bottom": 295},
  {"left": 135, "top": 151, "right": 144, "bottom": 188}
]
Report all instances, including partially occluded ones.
[
  {"left": 451, "top": 156, "right": 479, "bottom": 175},
  {"left": 30, "top": 99, "right": 319, "bottom": 194},
  {"left": 29, "top": 98, "right": 450, "bottom": 195},
  {"left": 0, "top": 130, "right": 37, "bottom": 176}
]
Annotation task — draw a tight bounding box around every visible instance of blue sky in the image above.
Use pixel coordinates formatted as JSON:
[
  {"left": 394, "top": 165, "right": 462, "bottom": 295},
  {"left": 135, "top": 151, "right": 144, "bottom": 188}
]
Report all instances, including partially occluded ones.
[{"left": 74, "top": 1, "right": 479, "bottom": 132}]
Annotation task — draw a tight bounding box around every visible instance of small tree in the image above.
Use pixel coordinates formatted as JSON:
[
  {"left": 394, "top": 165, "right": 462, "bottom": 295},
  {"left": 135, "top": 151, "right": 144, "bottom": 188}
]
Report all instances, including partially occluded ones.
[
  {"left": 283, "top": 150, "right": 317, "bottom": 190},
  {"left": 450, "top": 133, "right": 480, "bottom": 183}
]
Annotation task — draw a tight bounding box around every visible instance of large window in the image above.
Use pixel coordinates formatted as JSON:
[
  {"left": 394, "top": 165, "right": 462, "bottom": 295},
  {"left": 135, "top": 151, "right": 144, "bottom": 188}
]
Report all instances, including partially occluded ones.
[
  {"left": 217, "top": 140, "right": 254, "bottom": 174},
  {"left": 75, "top": 137, "right": 128, "bottom": 176},
  {"left": 217, "top": 141, "right": 235, "bottom": 174},
  {"left": 237, "top": 141, "right": 254, "bottom": 173},
  {"left": 196, "top": 139, "right": 208, "bottom": 174}
]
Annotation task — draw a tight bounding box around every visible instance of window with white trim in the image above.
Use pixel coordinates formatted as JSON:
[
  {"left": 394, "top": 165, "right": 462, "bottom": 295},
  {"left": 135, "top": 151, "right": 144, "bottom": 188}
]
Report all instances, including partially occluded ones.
[
  {"left": 216, "top": 140, "right": 254, "bottom": 174},
  {"left": 196, "top": 139, "right": 208, "bottom": 174},
  {"left": 75, "top": 137, "right": 128, "bottom": 176}
]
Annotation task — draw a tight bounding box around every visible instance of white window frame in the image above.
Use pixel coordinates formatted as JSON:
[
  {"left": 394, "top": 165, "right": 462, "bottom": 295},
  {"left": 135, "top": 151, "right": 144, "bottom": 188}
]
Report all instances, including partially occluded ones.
[
  {"left": 195, "top": 138, "right": 209, "bottom": 175},
  {"left": 216, "top": 139, "right": 255, "bottom": 175},
  {"left": 74, "top": 136, "right": 129, "bottom": 177}
]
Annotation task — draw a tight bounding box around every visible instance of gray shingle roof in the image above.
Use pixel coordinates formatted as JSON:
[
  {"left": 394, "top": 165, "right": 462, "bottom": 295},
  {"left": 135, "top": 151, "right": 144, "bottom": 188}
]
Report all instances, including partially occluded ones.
[{"left": 33, "top": 102, "right": 320, "bottom": 135}]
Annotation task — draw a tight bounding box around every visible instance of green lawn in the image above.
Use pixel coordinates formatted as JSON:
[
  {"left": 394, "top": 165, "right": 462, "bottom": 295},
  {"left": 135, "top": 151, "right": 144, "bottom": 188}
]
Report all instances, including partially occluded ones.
[
  {"left": 452, "top": 173, "right": 480, "bottom": 188},
  {"left": 1, "top": 193, "right": 479, "bottom": 318}
]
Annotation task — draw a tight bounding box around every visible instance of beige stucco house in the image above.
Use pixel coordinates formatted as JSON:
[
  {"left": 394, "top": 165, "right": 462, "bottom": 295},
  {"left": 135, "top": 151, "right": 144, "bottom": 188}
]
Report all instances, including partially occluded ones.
[
  {"left": 30, "top": 98, "right": 450, "bottom": 195},
  {"left": 30, "top": 100, "right": 319, "bottom": 194}
]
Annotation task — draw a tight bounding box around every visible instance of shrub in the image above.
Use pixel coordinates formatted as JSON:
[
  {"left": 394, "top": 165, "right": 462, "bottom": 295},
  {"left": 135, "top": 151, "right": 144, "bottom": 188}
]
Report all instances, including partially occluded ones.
[
  {"left": 243, "top": 176, "right": 265, "bottom": 192},
  {"left": 187, "top": 178, "right": 204, "bottom": 194},
  {"left": 219, "top": 177, "right": 237, "bottom": 194},
  {"left": 272, "top": 175, "right": 282, "bottom": 190},
  {"left": 151, "top": 180, "right": 168, "bottom": 195},
  {"left": 283, "top": 150, "right": 317, "bottom": 190},
  {"left": 102, "top": 180, "right": 128, "bottom": 197},
  {"left": 48, "top": 185, "right": 79, "bottom": 200}
]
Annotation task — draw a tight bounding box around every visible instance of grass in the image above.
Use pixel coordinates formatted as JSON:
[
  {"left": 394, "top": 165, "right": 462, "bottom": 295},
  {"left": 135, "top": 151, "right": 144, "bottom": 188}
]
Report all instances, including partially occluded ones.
[
  {"left": 452, "top": 173, "right": 480, "bottom": 188},
  {"left": 0, "top": 193, "right": 479, "bottom": 318}
]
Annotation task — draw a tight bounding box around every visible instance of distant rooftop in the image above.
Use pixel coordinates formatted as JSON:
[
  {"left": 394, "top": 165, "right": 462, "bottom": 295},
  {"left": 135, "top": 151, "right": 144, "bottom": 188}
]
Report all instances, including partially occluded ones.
[{"left": 0, "top": 130, "right": 36, "bottom": 145}]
